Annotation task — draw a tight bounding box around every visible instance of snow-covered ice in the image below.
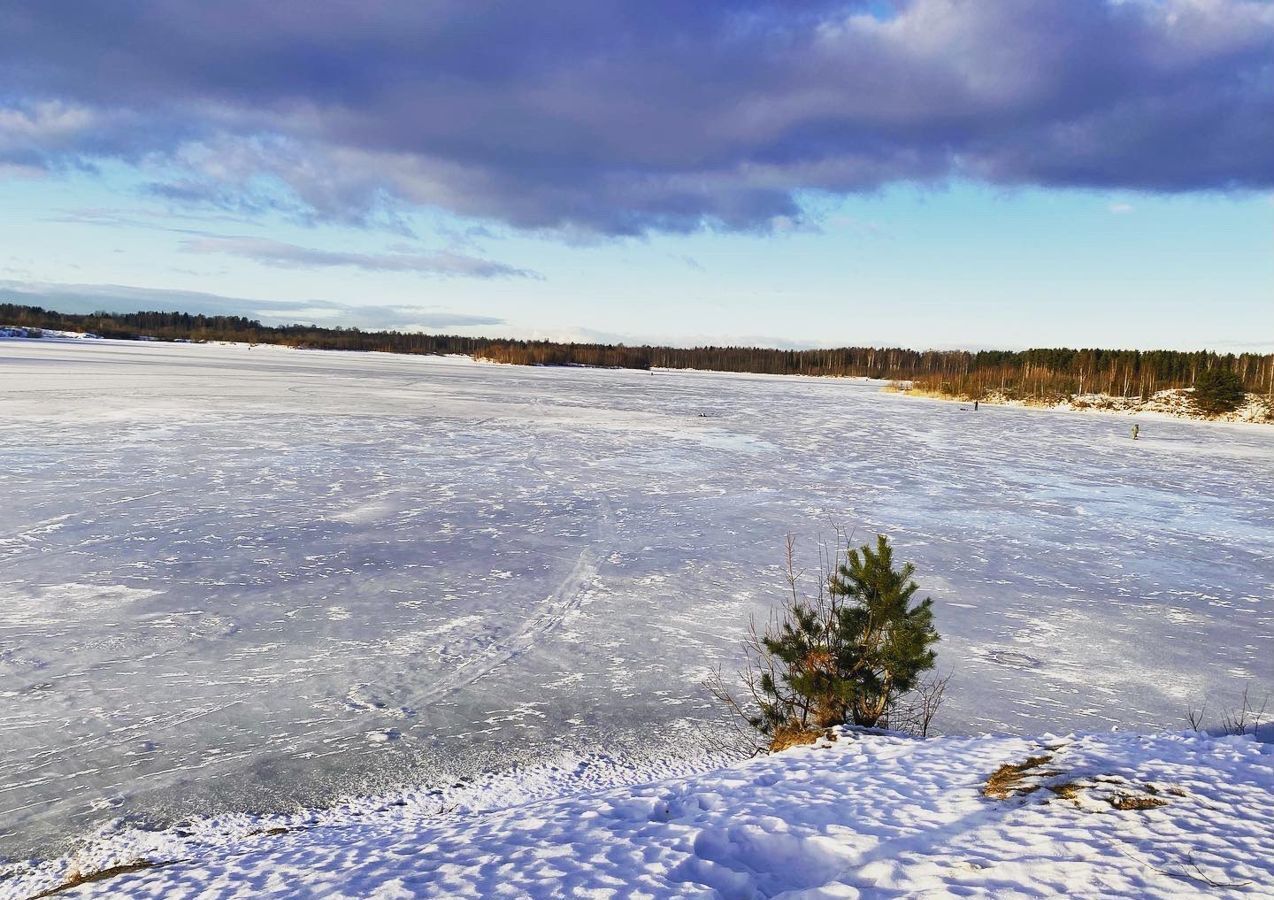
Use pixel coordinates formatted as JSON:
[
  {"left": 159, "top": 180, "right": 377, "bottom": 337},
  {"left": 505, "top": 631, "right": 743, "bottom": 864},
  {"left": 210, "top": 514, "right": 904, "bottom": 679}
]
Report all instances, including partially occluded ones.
[
  {"left": 7, "top": 729, "right": 1272, "bottom": 898},
  {"left": 1, "top": 339, "right": 1271, "bottom": 871}
]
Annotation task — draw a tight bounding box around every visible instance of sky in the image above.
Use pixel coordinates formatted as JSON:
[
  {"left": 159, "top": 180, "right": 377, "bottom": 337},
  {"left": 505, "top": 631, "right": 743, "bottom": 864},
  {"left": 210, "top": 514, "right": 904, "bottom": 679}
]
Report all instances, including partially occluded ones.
[{"left": 1, "top": 0, "right": 1271, "bottom": 352}]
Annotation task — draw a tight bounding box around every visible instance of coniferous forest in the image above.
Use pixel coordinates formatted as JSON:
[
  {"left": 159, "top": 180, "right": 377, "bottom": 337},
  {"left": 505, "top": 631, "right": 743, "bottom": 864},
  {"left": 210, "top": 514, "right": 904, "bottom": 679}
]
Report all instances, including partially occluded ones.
[{"left": 4, "top": 302, "right": 1272, "bottom": 401}]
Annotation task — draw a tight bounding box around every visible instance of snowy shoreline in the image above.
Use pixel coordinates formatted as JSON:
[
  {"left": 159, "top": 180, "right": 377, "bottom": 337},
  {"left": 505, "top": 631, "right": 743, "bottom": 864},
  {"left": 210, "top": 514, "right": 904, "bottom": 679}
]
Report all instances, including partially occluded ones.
[
  {"left": 6, "top": 728, "right": 1271, "bottom": 898},
  {"left": 892, "top": 386, "right": 1273, "bottom": 427}
]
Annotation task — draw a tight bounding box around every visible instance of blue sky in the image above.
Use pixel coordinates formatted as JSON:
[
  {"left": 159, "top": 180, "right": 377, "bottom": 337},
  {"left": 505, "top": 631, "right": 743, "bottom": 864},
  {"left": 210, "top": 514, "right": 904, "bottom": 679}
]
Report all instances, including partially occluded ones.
[{"left": 2, "top": 1, "right": 1272, "bottom": 351}]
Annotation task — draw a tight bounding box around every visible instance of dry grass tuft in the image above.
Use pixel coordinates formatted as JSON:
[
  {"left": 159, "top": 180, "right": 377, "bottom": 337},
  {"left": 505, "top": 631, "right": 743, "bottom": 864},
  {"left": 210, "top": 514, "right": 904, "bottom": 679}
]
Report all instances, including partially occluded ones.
[
  {"left": 32, "top": 861, "right": 169, "bottom": 898},
  {"left": 983, "top": 754, "right": 1057, "bottom": 799},
  {"left": 769, "top": 723, "right": 828, "bottom": 752},
  {"left": 1109, "top": 793, "right": 1168, "bottom": 811},
  {"left": 1047, "top": 781, "right": 1084, "bottom": 801},
  {"left": 988, "top": 764, "right": 1179, "bottom": 812}
]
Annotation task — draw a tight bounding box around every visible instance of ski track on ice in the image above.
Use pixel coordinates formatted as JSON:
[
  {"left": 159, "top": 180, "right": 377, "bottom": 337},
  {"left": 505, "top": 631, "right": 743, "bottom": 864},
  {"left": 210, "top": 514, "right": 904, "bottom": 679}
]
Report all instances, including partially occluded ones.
[{"left": 417, "top": 496, "right": 615, "bottom": 706}]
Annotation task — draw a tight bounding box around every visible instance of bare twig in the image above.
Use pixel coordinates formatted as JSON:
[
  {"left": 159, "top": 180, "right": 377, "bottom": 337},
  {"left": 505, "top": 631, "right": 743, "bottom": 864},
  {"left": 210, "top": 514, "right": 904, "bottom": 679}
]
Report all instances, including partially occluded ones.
[
  {"left": 1185, "top": 684, "right": 1269, "bottom": 736},
  {"left": 1116, "top": 845, "right": 1252, "bottom": 889},
  {"left": 704, "top": 665, "right": 769, "bottom": 756},
  {"left": 1219, "top": 685, "right": 1268, "bottom": 736}
]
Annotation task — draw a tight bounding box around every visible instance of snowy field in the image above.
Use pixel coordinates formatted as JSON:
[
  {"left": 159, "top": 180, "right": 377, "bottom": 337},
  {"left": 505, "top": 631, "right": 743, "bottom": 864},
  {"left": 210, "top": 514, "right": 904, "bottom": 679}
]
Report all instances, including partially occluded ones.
[
  {"left": 1, "top": 339, "right": 1271, "bottom": 871},
  {"left": 9, "top": 728, "right": 1272, "bottom": 898}
]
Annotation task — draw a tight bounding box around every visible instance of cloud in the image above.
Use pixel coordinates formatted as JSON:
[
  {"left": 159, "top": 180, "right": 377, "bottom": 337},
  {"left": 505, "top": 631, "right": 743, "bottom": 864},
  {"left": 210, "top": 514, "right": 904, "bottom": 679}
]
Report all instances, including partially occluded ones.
[
  {"left": 0, "top": 280, "right": 506, "bottom": 331},
  {"left": 2, "top": 1, "right": 1272, "bottom": 235},
  {"left": 181, "top": 235, "right": 537, "bottom": 278},
  {"left": 1107, "top": 202, "right": 1134, "bottom": 214}
]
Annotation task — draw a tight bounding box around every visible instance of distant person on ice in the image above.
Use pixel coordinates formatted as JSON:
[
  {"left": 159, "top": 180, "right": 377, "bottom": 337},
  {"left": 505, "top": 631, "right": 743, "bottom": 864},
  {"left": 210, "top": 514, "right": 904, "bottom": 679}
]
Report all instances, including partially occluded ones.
[{"left": 1131, "top": 423, "right": 1140, "bottom": 440}]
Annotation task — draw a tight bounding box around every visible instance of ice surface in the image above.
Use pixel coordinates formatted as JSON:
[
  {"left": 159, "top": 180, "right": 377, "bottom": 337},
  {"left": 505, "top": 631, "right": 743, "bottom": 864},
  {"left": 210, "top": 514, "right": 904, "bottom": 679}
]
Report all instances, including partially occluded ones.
[{"left": 1, "top": 339, "right": 1271, "bottom": 864}]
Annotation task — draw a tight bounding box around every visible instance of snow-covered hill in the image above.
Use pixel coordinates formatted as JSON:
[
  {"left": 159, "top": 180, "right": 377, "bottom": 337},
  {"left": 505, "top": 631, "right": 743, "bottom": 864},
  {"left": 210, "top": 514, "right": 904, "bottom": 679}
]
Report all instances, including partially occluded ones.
[{"left": 9, "top": 729, "right": 1271, "bottom": 898}]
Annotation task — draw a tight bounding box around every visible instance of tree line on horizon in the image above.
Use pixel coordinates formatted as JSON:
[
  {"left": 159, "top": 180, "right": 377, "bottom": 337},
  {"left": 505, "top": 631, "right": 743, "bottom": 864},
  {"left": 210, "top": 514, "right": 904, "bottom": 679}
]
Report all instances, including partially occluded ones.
[{"left": 4, "top": 302, "right": 1271, "bottom": 400}]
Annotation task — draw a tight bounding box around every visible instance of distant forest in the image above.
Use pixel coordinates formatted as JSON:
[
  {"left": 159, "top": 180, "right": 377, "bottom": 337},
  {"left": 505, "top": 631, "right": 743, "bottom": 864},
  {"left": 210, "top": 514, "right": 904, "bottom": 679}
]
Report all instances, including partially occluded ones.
[{"left": 4, "top": 302, "right": 1272, "bottom": 401}]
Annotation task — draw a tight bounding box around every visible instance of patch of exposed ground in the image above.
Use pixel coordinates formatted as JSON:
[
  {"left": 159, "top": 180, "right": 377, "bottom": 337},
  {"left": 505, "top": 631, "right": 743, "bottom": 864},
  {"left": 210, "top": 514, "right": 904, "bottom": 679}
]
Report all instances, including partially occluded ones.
[{"left": 984, "top": 750, "right": 1178, "bottom": 813}]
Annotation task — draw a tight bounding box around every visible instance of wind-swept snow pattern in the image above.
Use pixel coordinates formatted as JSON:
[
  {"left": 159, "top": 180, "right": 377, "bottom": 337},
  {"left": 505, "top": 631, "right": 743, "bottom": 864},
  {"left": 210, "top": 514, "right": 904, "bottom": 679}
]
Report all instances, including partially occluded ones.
[
  {"left": 7, "top": 730, "right": 1272, "bottom": 898},
  {"left": 1, "top": 340, "right": 1271, "bottom": 868}
]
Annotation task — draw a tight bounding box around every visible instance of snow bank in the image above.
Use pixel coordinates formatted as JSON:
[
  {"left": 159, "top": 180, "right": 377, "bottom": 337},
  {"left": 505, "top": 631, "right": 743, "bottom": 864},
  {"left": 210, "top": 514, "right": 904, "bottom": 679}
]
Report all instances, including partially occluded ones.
[
  {"left": 7, "top": 730, "right": 1271, "bottom": 898},
  {"left": 1060, "top": 390, "right": 1272, "bottom": 425},
  {"left": 912, "top": 386, "right": 1273, "bottom": 425},
  {"left": 0, "top": 326, "right": 103, "bottom": 341}
]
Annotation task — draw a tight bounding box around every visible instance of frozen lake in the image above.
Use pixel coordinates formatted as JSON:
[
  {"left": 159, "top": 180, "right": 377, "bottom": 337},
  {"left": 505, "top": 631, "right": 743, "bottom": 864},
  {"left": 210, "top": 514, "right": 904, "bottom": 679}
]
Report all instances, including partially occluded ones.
[{"left": 2, "top": 339, "right": 1271, "bottom": 863}]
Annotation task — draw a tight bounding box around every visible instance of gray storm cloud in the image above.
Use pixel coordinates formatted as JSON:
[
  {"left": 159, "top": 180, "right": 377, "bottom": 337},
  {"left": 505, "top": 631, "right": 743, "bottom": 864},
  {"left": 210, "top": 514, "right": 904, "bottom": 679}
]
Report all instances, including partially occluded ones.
[{"left": 3, "top": 0, "right": 1271, "bottom": 234}]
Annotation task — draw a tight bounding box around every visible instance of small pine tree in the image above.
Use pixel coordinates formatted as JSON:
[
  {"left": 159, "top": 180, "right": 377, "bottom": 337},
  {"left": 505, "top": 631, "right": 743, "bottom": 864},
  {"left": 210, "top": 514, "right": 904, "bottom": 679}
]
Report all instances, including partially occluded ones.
[
  {"left": 1192, "top": 368, "right": 1246, "bottom": 416},
  {"left": 733, "top": 534, "right": 940, "bottom": 743},
  {"left": 829, "top": 535, "right": 939, "bottom": 726}
]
